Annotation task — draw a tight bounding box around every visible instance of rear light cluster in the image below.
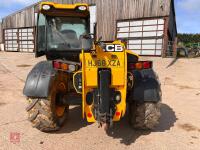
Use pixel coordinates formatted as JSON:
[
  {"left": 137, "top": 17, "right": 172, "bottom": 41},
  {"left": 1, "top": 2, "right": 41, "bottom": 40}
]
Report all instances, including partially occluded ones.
[
  {"left": 128, "top": 61, "right": 152, "bottom": 70},
  {"left": 115, "top": 111, "right": 121, "bottom": 117},
  {"left": 87, "top": 112, "right": 93, "bottom": 118},
  {"left": 53, "top": 61, "right": 77, "bottom": 72}
]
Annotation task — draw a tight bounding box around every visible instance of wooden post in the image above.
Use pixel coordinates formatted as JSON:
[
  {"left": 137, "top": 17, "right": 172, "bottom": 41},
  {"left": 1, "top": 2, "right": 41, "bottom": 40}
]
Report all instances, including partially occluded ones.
[
  {"left": 33, "top": 26, "right": 36, "bottom": 52},
  {"left": 17, "top": 28, "right": 20, "bottom": 52},
  {"left": 162, "top": 17, "right": 169, "bottom": 58},
  {"left": 173, "top": 37, "right": 177, "bottom": 58},
  {"left": 3, "top": 29, "right": 6, "bottom": 52}
]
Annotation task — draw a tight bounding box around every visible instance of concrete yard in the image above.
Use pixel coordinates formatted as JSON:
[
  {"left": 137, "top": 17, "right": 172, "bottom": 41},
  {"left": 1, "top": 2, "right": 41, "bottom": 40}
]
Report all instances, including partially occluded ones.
[{"left": 0, "top": 52, "right": 200, "bottom": 150}]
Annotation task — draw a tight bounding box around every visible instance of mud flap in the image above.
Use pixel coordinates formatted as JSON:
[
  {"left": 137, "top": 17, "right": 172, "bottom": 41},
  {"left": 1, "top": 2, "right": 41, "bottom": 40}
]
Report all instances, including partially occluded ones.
[
  {"left": 129, "top": 69, "right": 161, "bottom": 103},
  {"left": 23, "top": 61, "right": 56, "bottom": 98}
]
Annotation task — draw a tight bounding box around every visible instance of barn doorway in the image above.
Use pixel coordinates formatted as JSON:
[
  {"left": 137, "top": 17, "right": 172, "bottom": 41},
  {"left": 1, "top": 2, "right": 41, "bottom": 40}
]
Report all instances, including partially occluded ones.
[
  {"left": 4, "top": 27, "right": 35, "bottom": 53},
  {"left": 116, "top": 18, "right": 165, "bottom": 56}
]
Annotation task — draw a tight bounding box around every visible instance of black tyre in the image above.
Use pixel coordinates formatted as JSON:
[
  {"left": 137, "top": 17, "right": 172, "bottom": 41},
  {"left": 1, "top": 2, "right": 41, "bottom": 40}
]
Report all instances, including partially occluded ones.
[
  {"left": 129, "top": 102, "right": 161, "bottom": 130},
  {"left": 26, "top": 75, "right": 69, "bottom": 132},
  {"left": 177, "top": 48, "right": 187, "bottom": 57},
  {"left": 195, "top": 49, "right": 200, "bottom": 57},
  {"left": 188, "top": 48, "right": 200, "bottom": 58}
]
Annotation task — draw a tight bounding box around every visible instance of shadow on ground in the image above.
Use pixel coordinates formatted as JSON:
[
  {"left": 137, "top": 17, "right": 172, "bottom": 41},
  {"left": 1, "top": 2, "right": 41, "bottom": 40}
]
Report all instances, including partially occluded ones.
[
  {"left": 166, "top": 58, "right": 179, "bottom": 68},
  {"left": 55, "top": 106, "right": 92, "bottom": 134},
  {"left": 106, "top": 103, "right": 177, "bottom": 145},
  {"left": 0, "top": 102, "right": 6, "bottom": 106},
  {"left": 55, "top": 103, "right": 177, "bottom": 145}
]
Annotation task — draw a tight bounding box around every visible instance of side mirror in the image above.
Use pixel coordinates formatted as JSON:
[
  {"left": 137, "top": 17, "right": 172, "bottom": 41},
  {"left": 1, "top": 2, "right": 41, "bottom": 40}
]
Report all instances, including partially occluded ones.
[
  {"left": 93, "top": 23, "right": 97, "bottom": 41},
  {"left": 94, "top": 36, "right": 103, "bottom": 45},
  {"left": 82, "top": 34, "right": 93, "bottom": 39},
  {"left": 80, "top": 34, "right": 93, "bottom": 51},
  {"left": 98, "top": 36, "right": 102, "bottom": 42}
]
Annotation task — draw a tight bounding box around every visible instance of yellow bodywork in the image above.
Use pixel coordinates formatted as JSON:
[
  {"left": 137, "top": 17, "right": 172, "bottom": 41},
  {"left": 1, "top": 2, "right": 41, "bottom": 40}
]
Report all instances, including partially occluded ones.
[
  {"left": 40, "top": 2, "right": 89, "bottom": 11},
  {"left": 38, "top": 2, "right": 140, "bottom": 123},
  {"left": 80, "top": 41, "right": 139, "bottom": 122}
]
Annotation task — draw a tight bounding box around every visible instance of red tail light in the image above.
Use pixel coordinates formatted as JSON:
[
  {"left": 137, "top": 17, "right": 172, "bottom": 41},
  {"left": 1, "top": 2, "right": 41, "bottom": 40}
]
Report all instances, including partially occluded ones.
[
  {"left": 115, "top": 111, "right": 121, "bottom": 117},
  {"left": 128, "top": 61, "right": 152, "bottom": 70},
  {"left": 143, "top": 61, "right": 151, "bottom": 69},
  {"left": 87, "top": 112, "right": 93, "bottom": 118},
  {"left": 53, "top": 61, "right": 61, "bottom": 69},
  {"left": 53, "top": 61, "right": 77, "bottom": 72}
]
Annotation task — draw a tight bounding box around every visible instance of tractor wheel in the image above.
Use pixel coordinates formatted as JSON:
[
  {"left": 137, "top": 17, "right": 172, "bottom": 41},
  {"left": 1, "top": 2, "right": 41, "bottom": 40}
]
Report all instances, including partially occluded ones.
[
  {"left": 195, "top": 49, "right": 200, "bottom": 57},
  {"left": 129, "top": 102, "right": 161, "bottom": 130},
  {"left": 26, "top": 76, "right": 69, "bottom": 132}
]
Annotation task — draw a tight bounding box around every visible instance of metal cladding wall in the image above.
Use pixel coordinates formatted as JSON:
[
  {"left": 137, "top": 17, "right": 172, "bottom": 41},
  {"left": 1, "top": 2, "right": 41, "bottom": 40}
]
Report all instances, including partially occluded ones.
[
  {"left": 1, "top": 0, "right": 177, "bottom": 56},
  {"left": 1, "top": 0, "right": 96, "bottom": 29},
  {"left": 2, "top": 6, "right": 35, "bottom": 29},
  {"left": 2, "top": 0, "right": 175, "bottom": 41},
  {"left": 96, "top": 0, "right": 171, "bottom": 41}
]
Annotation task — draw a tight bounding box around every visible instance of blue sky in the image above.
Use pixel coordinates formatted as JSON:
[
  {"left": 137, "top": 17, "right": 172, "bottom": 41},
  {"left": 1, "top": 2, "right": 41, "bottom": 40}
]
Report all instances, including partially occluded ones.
[
  {"left": 175, "top": 0, "right": 200, "bottom": 33},
  {"left": 0, "top": 0, "right": 40, "bottom": 19},
  {"left": 0, "top": 0, "right": 199, "bottom": 34}
]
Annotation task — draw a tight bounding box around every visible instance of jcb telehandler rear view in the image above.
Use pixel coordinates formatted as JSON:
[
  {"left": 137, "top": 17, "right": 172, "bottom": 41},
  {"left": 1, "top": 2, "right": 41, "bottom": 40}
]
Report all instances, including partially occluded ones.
[{"left": 23, "top": 2, "right": 161, "bottom": 132}]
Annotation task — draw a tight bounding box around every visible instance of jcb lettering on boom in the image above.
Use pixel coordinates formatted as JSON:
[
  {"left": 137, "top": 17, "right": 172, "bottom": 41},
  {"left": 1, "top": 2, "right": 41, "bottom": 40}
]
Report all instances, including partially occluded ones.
[{"left": 105, "top": 44, "right": 123, "bottom": 52}]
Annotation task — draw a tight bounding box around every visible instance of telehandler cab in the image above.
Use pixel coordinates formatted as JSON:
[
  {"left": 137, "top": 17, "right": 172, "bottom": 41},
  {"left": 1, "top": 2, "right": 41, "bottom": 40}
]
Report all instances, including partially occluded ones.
[{"left": 23, "top": 2, "right": 161, "bottom": 132}]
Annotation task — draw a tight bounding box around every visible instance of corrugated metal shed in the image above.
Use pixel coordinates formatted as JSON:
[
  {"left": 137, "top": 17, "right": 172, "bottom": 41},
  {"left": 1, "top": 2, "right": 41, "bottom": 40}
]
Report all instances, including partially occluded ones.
[
  {"left": 1, "top": 0, "right": 95, "bottom": 29},
  {"left": 2, "top": 5, "right": 36, "bottom": 29},
  {"left": 0, "top": 0, "right": 177, "bottom": 57},
  {"left": 1, "top": 0, "right": 174, "bottom": 41}
]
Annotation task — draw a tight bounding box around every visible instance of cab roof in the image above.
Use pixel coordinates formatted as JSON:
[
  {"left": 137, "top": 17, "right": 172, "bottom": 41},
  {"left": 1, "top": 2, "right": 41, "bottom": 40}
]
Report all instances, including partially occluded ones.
[{"left": 40, "top": 2, "right": 89, "bottom": 11}]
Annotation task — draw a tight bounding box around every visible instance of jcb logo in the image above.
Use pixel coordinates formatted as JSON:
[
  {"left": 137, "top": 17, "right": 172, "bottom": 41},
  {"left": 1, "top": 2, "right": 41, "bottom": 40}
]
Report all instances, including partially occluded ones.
[{"left": 105, "top": 44, "right": 123, "bottom": 52}]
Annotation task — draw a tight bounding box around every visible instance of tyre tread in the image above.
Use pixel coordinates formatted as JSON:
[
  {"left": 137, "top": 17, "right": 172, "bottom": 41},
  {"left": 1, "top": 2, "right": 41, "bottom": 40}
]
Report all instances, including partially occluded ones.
[{"left": 27, "top": 98, "right": 61, "bottom": 132}]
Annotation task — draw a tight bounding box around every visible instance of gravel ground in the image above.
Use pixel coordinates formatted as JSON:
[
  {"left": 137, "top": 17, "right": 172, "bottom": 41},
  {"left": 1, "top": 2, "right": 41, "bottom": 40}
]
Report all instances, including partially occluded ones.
[{"left": 0, "top": 52, "right": 200, "bottom": 150}]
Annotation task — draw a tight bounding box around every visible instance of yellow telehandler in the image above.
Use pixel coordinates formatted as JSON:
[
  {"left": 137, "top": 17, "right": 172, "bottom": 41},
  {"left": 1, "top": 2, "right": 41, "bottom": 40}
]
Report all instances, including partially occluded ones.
[{"left": 23, "top": 2, "right": 161, "bottom": 132}]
